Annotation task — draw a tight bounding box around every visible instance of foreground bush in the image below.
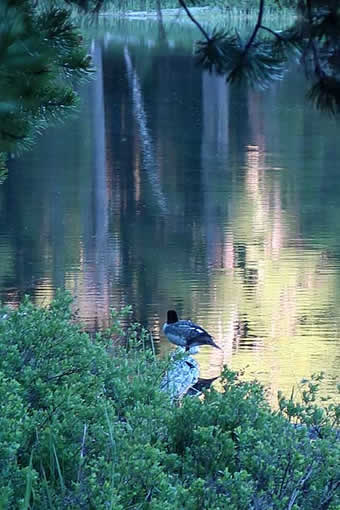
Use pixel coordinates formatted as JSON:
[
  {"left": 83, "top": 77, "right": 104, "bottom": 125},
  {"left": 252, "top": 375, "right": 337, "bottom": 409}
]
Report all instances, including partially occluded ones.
[{"left": 0, "top": 293, "right": 338, "bottom": 509}]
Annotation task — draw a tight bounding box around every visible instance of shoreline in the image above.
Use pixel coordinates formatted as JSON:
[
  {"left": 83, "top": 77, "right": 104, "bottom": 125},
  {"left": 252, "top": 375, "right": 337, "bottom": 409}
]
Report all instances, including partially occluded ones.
[
  {"left": 98, "top": 5, "right": 295, "bottom": 22},
  {"left": 99, "top": 6, "right": 214, "bottom": 19}
]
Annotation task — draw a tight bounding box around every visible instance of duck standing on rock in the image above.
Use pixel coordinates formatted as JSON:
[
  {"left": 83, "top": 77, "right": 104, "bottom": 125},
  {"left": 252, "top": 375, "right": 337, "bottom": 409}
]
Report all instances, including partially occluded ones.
[{"left": 163, "top": 310, "right": 222, "bottom": 351}]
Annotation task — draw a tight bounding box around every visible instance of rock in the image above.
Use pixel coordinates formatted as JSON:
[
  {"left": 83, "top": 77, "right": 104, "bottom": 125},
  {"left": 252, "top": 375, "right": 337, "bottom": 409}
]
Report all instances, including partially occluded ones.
[{"left": 161, "top": 349, "right": 199, "bottom": 400}]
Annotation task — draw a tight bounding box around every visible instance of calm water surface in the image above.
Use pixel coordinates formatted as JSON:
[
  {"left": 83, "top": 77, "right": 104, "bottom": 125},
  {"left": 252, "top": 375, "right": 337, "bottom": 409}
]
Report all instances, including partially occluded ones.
[{"left": 1, "top": 18, "right": 339, "bottom": 401}]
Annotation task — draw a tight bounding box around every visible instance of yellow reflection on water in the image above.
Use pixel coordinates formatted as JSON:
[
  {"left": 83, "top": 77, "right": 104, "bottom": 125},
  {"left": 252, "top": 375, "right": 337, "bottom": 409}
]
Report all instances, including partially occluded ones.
[{"left": 189, "top": 140, "right": 340, "bottom": 403}]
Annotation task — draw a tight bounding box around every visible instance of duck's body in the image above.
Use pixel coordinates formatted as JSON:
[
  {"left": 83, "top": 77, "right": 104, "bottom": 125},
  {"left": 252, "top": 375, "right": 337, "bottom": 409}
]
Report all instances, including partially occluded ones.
[{"left": 163, "top": 310, "right": 221, "bottom": 351}]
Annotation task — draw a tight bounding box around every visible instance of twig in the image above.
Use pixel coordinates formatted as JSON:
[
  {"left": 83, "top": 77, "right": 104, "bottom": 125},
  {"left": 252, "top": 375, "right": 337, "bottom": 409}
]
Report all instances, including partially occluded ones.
[
  {"left": 47, "top": 367, "right": 83, "bottom": 381},
  {"left": 260, "top": 25, "right": 285, "bottom": 41},
  {"left": 278, "top": 452, "right": 292, "bottom": 498},
  {"left": 226, "top": 0, "right": 265, "bottom": 82},
  {"left": 178, "top": 0, "right": 210, "bottom": 41},
  {"left": 244, "top": 0, "right": 265, "bottom": 53},
  {"left": 1, "top": 129, "right": 26, "bottom": 141},
  {"left": 320, "top": 480, "right": 340, "bottom": 510},
  {"left": 287, "top": 464, "right": 314, "bottom": 510}
]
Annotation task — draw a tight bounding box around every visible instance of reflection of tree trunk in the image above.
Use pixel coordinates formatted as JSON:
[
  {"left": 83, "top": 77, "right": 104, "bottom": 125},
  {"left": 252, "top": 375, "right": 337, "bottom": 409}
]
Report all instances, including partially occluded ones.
[
  {"left": 124, "top": 46, "right": 167, "bottom": 214},
  {"left": 79, "top": 40, "right": 110, "bottom": 329},
  {"left": 51, "top": 189, "right": 65, "bottom": 290},
  {"left": 201, "top": 71, "right": 229, "bottom": 268},
  {"left": 156, "top": 0, "right": 162, "bottom": 21},
  {"left": 92, "top": 42, "right": 107, "bottom": 258},
  {"left": 156, "top": 0, "right": 167, "bottom": 42}
]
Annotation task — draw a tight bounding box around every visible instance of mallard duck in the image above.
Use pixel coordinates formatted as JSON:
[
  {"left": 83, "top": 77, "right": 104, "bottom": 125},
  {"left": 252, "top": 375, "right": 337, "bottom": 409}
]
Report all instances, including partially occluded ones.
[{"left": 163, "top": 310, "right": 221, "bottom": 351}]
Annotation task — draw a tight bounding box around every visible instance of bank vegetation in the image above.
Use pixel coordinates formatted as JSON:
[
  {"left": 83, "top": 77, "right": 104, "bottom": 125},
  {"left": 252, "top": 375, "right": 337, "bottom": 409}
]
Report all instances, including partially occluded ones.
[{"left": 0, "top": 293, "right": 338, "bottom": 509}]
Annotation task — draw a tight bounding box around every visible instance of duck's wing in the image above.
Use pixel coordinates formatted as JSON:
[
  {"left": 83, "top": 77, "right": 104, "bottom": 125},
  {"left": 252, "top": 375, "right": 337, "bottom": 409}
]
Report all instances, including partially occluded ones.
[
  {"left": 164, "top": 320, "right": 199, "bottom": 339},
  {"left": 182, "top": 320, "right": 222, "bottom": 349},
  {"left": 176, "top": 320, "right": 212, "bottom": 341}
]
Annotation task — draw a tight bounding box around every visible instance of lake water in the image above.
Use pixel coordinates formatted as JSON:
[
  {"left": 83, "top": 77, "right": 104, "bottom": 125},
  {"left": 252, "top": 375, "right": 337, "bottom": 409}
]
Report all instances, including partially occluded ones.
[{"left": 0, "top": 17, "right": 339, "bottom": 402}]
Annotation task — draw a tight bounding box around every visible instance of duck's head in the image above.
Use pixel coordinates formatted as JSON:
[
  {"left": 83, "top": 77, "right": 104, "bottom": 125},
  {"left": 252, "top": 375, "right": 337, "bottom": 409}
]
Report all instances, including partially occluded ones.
[{"left": 166, "top": 310, "right": 178, "bottom": 324}]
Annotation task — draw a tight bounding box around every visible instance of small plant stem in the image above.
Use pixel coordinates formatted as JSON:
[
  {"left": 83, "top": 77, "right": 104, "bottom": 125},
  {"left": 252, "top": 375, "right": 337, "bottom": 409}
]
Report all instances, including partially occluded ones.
[
  {"left": 23, "top": 452, "right": 34, "bottom": 510},
  {"left": 52, "top": 443, "right": 65, "bottom": 494},
  {"left": 150, "top": 331, "right": 156, "bottom": 358},
  {"left": 77, "top": 423, "right": 88, "bottom": 483}
]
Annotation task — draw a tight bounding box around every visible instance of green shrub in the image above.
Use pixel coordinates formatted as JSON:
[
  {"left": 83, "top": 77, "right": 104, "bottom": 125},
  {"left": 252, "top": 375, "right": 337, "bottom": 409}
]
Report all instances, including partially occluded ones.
[{"left": 0, "top": 292, "right": 338, "bottom": 509}]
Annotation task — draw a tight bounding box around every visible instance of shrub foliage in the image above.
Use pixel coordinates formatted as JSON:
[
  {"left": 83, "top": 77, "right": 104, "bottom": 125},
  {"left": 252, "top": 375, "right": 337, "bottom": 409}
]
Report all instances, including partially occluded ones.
[{"left": 0, "top": 293, "right": 339, "bottom": 509}]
